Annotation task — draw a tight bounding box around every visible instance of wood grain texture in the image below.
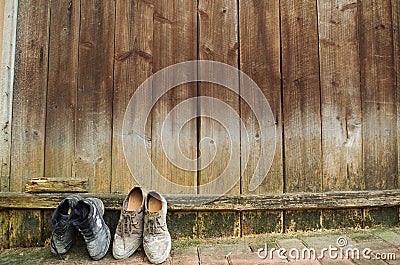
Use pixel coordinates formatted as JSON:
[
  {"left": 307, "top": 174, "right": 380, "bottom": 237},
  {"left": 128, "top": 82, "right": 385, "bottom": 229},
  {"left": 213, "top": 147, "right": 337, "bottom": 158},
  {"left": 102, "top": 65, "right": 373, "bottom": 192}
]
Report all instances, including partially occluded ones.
[
  {"left": 45, "top": 0, "right": 80, "bottom": 180},
  {"left": 25, "top": 177, "right": 88, "bottom": 193},
  {"left": 76, "top": 0, "right": 115, "bottom": 193},
  {"left": 281, "top": 0, "right": 322, "bottom": 192},
  {"left": 198, "top": 0, "right": 239, "bottom": 194},
  {"left": 239, "top": 0, "right": 283, "bottom": 194},
  {"left": 8, "top": 209, "right": 42, "bottom": 248},
  {"left": 318, "top": 0, "right": 363, "bottom": 191},
  {"left": 0, "top": 210, "right": 10, "bottom": 250},
  {"left": 392, "top": 0, "right": 400, "bottom": 193},
  {"left": 151, "top": 0, "right": 197, "bottom": 194},
  {"left": 112, "top": 0, "right": 154, "bottom": 193},
  {"left": 360, "top": 0, "right": 397, "bottom": 190},
  {"left": 10, "top": 0, "right": 50, "bottom": 192},
  {"left": 1, "top": 190, "right": 399, "bottom": 211},
  {"left": 285, "top": 210, "right": 321, "bottom": 232},
  {"left": 0, "top": 0, "right": 17, "bottom": 192}
]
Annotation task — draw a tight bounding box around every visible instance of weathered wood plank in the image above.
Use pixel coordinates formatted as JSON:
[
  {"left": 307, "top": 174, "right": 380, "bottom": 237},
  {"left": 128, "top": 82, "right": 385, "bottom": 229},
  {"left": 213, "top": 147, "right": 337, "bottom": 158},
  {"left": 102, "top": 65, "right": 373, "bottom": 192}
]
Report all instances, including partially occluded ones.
[
  {"left": 25, "top": 177, "right": 88, "bottom": 193},
  {"left": 167, "top": 211, "right": 197, "bottom": 240},
  {"left": 281, "top": 0, "right": 322, "bottom": 192},
  {"left": 198, "top": 0, "right": 240, "bottom": 195},
  {"left": 1, "top": 190, "right": 399, "bottom": 211},
  {"left": 10, "top": 0, "right": 50, "bottom": 192},
  {"left": 285, "top": 210, "right": 321, "bottom": 232},
  {"left": 364, "top": 207, "right": 399, "bottom": 228},
  {"left": 322, "top": 209, "right": 363, "bottom": 229},
  {"left": 318, "top": 0, "right": 363, "bottom": 191},
  {"left": 44, "top": 0, "right": 80, "bottom": 180},
  {"left": 0, "top": 0, "right": 17, "bottom": 192},
  {"left": 239, "top": 0, "right": 283, "bottom": 194},
  {"left": 393, "top": 0, "right": 400, "bottom": 194},
  {"left": 112, "top": 0, "right": 154, "bottom": 193},
  {"left": 0, "top": 210, "right": 10, "bottom": 250},
  {"left": 392, "top": 0, "right": 400, "bottom": 224},
  {"left": 197, "top": 211, "right": 240, "bottom": 238},
  {"left": 76, "top": 0, "right": 115, "bottom": 193},
  {"left": 360, "top": 0, "right": 397, "bottom": 190},
  {"left": 9, "top": 209, "right": 42, "bottom": 248},
  {"left": 242, "top": 211, "right": 282, "bottom": 235},
  {"left": 151, "top": 0, "right": 197, "bottom": 193}
]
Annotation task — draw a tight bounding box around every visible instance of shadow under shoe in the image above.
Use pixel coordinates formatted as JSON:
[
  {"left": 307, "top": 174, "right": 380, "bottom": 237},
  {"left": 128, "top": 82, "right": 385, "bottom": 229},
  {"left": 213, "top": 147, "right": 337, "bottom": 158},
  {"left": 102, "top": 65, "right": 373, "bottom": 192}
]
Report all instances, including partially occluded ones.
[
  {"left": 72, "top": 198, "right": 111, "bottom": 260},
  {"left": 143, "top": 191, "right": 171, "bottom": 264},
  {"left": 50, "top": 195, "right": 82, "bottom": 259},
  {"left": 113, "top": 186, "right": 146, "bottom": 260}
]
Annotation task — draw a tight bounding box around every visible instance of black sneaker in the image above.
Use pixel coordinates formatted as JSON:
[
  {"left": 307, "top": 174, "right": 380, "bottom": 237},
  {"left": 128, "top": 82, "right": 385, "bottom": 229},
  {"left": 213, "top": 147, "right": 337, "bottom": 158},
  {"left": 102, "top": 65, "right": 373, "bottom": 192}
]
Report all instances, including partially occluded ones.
[
  {"left": 72, "top": 198, "right": 111, "bottom": 260},
  {"left": 50, "top": 195, "right": 82, "bottom": 259}
]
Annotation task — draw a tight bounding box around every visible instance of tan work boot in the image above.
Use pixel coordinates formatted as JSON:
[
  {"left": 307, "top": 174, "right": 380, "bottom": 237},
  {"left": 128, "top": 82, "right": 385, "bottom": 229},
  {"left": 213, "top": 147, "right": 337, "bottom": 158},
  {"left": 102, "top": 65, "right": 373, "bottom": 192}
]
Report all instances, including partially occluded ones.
[
  {"left": 112, "top": 186, "right": 146, "bottom": 260},
  {"left": 143, "top": 191, "right": 171, "bottom": 264}
]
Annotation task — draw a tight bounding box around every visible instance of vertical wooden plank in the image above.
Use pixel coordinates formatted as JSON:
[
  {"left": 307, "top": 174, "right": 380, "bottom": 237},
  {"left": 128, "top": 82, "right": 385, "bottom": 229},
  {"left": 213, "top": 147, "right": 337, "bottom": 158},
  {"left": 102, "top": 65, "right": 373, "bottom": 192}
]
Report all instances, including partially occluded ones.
[
  {"left": 393, "top": 0, "right": 400, "bottom": 193},
  {"left": 10, "top": 0, "right": 50, "bottom": 191},
  {"left": 198, "top": 0, "right": 240, "bottom": 195},
  {"left": 44, "top": 0, "right": 80, "bottom": 179},
  {"left": 0, "top": 210, "right": 10, "bottom": 250},
  {"left": 0, "top": 0, "right": 18, "bottom": 191},
  {"left": 239, "top": 0, "right": 283, "bottom": 194},
  {"left": 9, "top": 209, "right": 42, "bottom": 248},
  {"left": 112, "top": 0, "right": 154, "bottom": 193},
  {"left": 394, "top": 0, "right": 400, "bottom": 222},
  {"left": 281, "top": 0, "right": 322, "bottom": 192},
  {"left": 151, "top": 0, "right": 197, "bottom": 193},
  {"left": 0, "top": 0, "right": 3, "bottom": 55},
  {"left": 318, "top": 0, "right": 363, "bottom": 191},
  {"left": 360, "top": 0, "right": 397, "bottom": 190},
  {"left": 76, "top": 0, "right": 115, "bottom": 193}
]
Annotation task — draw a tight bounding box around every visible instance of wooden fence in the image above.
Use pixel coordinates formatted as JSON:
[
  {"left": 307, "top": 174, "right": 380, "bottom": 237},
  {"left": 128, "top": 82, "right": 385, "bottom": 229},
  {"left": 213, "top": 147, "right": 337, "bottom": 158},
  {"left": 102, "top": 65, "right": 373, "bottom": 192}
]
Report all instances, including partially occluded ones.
[{"left": 0, "top": 0, "right": 399, "bottom": 248}]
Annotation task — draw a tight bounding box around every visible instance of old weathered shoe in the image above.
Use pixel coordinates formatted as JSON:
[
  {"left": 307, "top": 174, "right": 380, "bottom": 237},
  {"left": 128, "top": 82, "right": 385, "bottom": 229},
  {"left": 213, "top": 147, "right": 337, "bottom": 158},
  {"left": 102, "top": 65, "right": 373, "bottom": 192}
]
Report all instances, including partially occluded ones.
[
  {"left": 143, "top": 191, "right": 171, "bottom": 264},
  {"left": 50, "top": 195, "right": 82, "bottom": 260},
  {"left": 113, "top": 186, "right": 146, "bottom": 259},
  {"left": 72, "top": 198, "right": 111, "bottom": 260}
]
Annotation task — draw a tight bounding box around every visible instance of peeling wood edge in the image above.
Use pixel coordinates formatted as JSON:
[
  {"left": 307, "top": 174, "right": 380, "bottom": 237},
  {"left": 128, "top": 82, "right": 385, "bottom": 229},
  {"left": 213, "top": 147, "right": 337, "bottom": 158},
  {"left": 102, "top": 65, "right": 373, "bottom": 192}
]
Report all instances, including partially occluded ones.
[{"left": 0, "top": 190, "right": 399, "bottom": 211}]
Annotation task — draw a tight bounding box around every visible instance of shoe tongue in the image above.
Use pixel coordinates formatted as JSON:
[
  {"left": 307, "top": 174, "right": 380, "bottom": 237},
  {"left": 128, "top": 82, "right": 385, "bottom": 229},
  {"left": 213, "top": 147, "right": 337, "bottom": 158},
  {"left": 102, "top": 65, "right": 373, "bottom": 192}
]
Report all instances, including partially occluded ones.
[{"left": 74, "top": 201, "right": 92, "bottom": 220}]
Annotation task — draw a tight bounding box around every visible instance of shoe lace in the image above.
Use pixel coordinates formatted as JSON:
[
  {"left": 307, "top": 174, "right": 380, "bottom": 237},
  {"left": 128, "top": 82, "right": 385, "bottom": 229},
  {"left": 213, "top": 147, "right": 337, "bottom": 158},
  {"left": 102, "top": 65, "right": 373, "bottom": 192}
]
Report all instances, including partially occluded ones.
[
  {"left": 120, "top": 210, "right": 141, "bottom": 236},
  {"left": 147, "top": 213, "right": 166, "bottom": 235},
  {"left": 50, "top": 227, "right": 65, "bottom": 260}
]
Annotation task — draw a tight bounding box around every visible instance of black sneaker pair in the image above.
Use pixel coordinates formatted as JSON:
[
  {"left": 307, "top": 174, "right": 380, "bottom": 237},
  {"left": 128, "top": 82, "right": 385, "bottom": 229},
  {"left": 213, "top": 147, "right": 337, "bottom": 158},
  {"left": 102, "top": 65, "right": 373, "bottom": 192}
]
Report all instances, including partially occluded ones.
[{"left": 50, "top": 195, "right": 111, "bottom": 260}]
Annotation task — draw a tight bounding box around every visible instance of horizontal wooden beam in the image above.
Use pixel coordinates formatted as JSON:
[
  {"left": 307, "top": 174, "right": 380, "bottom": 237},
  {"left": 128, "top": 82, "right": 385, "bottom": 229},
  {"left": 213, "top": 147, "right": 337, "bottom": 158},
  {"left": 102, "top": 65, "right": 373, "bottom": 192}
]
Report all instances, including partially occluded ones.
[{"left": 0, "top": 190, "right": 399, "bottom": 211}]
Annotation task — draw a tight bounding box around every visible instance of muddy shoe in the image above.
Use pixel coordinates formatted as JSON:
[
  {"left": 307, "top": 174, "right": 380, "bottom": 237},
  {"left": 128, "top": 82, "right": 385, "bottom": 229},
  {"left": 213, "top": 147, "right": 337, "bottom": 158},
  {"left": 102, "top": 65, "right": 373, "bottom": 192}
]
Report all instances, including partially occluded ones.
[
  {"left": 143, "top": 191, "right": 171, "bottom": 264},
  {"left": 50, "top": 195, "right": 82, "bottom": 259},
  {"left": 113, "top": 186, "right": 146, "bottom": 259},
  {"left": 72, "top": 198, "right": 111, "bottom": 260}
]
